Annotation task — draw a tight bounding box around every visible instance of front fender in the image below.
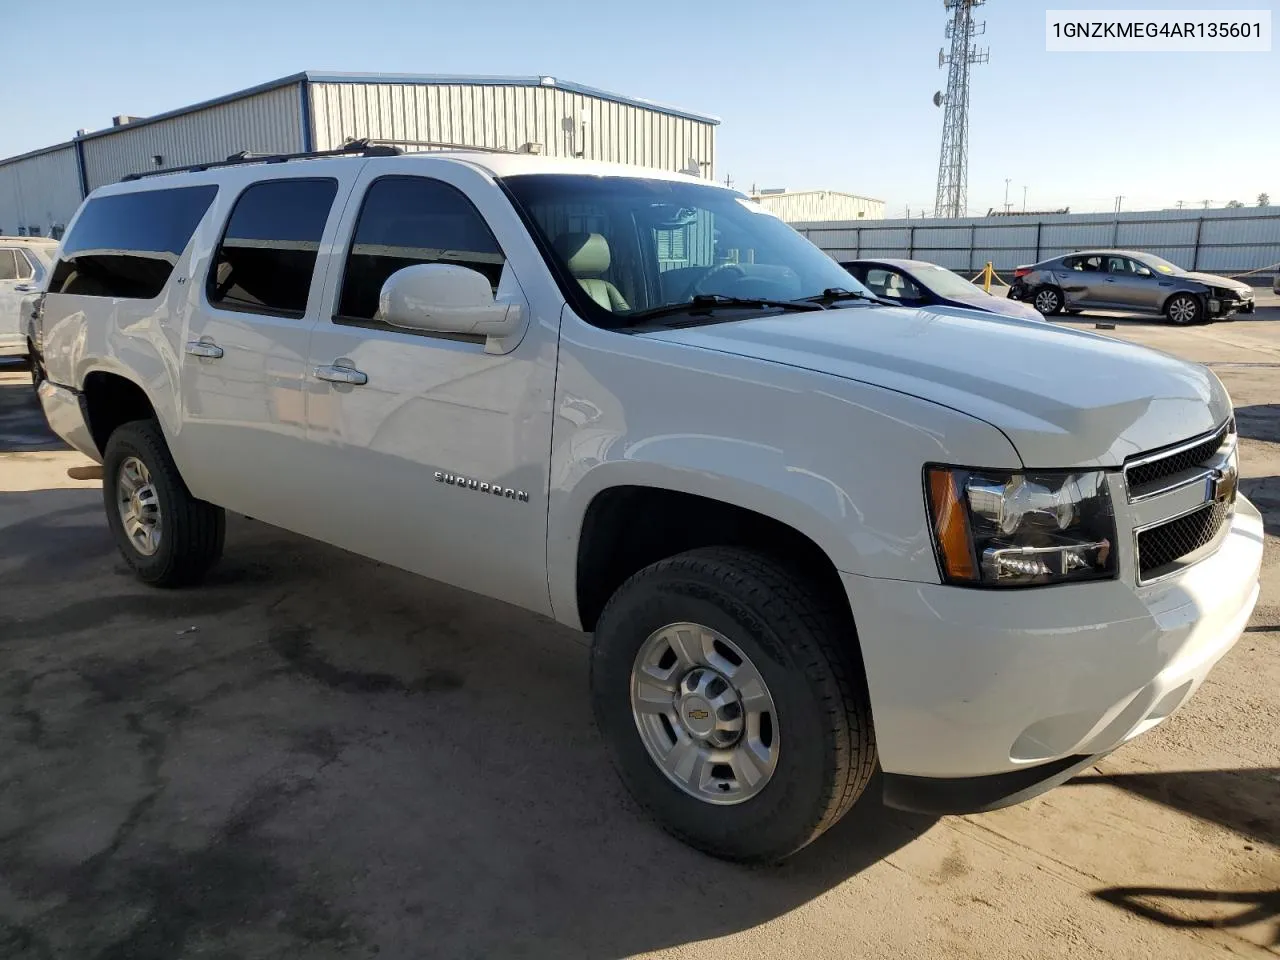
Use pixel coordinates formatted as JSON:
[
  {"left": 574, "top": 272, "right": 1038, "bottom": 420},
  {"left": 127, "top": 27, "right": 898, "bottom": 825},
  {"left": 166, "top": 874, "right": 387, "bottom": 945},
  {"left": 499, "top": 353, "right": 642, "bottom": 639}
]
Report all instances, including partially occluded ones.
[{"left": 546, "top": 317, "right": 1022, "bottom": 629}]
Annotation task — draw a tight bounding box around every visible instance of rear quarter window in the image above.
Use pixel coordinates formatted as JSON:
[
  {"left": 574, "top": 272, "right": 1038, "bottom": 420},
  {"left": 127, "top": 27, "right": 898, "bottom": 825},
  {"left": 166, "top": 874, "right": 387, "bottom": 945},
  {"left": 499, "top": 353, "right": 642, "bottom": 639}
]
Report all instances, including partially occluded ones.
[{"left": 48, "top": 185, "right": 218, "bottom": 299}]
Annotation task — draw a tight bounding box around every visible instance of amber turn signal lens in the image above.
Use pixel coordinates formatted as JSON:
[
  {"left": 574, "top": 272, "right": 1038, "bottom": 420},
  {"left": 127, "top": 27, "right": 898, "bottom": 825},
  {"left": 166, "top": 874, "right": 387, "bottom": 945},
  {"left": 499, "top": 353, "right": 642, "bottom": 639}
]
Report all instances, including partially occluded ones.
[{"left": 927, "top": 468, "right": 977, "bottom": 581}]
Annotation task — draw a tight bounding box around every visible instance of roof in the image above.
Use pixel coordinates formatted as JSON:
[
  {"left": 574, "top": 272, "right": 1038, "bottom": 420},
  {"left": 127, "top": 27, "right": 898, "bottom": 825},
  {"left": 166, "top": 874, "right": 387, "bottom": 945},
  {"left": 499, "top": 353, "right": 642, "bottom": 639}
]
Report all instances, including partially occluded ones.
[
  {"left": 0, "top": 235, "right": 59, "bottom": 246},
  {"left": 67, "top": 72, "right": 717, "bottom": 147}
]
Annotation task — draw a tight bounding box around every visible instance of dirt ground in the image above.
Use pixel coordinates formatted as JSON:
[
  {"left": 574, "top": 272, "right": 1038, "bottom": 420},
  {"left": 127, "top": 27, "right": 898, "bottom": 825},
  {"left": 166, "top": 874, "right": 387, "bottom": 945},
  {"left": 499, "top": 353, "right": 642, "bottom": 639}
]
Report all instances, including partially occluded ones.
[{"left": 1, "top": 308, "right": 1277, "bottom": 959}]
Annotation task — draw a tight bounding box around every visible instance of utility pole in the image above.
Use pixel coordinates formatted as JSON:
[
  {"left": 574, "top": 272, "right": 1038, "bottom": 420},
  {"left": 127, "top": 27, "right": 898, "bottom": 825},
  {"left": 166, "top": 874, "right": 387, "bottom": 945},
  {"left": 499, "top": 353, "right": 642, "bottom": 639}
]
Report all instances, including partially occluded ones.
[
  {"left": 1176, "top": 200, "right": 1184, "bottom": 209},
  {"left": 933, "top": 0, "right": 989, "bottom": 218},
  {"left": 1114, "top": 195, "right": 1124, "bottom": 214},
  {"left": 1004, "top": 178, "right": 1012, "bottom": 213},
  {"left": 723, "top": 174, "right": 733, "bottom": 190},
  {"left": 1202, "top": 199, "right": 1211, "bottom": 209},
  {"left": 1022, "top": 185, "right": 1028, "bottom": 212}
]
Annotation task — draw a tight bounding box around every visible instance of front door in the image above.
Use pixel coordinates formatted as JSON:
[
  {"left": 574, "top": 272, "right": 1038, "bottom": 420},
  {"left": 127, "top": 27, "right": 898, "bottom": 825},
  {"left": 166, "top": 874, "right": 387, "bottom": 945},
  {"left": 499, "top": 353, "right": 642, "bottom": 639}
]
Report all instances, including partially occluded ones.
[
  {"left": 175, "top": 175, "right": 347, "bottom": 529},
  {"left": 299, "top": 162, "right": 558, "bottom": 615},
  {"left": 1101, "top": 255, "right": 1162, "bottom": 310}
]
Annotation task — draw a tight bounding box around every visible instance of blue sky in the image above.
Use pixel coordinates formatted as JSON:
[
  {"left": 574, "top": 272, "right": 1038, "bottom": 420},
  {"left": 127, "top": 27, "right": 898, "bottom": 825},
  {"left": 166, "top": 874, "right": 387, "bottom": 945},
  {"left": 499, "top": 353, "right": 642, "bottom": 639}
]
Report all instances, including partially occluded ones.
[{"left": 10, "top": 0, "right": 1277, "bottom": 215}]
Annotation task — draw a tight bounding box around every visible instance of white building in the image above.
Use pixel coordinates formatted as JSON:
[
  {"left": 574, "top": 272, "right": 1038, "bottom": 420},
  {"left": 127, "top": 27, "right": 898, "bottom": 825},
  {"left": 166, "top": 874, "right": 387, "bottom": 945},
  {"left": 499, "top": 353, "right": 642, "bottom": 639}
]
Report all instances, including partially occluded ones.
[
  {"left": 750, "top": 189, "right": 884, "bottom": 223},
  {"left": 0, "top": 72, "right": 720, "bottom": 239}
]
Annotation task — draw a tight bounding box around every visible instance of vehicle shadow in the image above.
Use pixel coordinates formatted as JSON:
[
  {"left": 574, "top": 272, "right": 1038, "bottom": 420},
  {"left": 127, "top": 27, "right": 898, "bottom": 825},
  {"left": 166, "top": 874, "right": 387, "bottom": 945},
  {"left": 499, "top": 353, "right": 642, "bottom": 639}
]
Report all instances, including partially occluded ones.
[
  {"left": 1069, "top": 766, "right": 1280, "bottom": 946},
  {"left": 0, "top": 368, "right": 65, "bottom": 453},
  {"left": 0, "top": 497, "right": 937, "bottom": 960},
  {"left": 1235, "top": 404, "right": 1280, "bottom": 443},
  {"left": 1240, "top": 476, "right": 1278, "bottom": 536},
  {"left": 1093, "top": 886, "right": 1279, "bottom": 946}
]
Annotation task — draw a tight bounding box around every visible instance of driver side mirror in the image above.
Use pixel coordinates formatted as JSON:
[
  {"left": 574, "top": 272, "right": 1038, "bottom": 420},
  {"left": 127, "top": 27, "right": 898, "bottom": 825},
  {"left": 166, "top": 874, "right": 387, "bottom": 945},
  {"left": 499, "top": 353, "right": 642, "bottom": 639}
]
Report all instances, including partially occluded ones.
[{"left": 378, "top": 264, "right": 523, "bottom": 349}]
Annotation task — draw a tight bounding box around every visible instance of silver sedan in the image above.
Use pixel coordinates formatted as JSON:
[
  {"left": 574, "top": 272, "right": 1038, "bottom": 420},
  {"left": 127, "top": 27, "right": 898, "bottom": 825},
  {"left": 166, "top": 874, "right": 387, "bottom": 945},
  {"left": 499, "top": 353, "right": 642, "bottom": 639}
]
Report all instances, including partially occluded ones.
[{"left": 1009, "top": 249, "right": 1255, "bottom": 324}]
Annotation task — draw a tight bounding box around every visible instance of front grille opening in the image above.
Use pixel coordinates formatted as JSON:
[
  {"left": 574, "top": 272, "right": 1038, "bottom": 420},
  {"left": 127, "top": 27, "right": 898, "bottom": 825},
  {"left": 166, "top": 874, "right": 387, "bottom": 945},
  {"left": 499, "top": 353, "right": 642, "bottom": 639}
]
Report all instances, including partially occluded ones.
[
  {"left": 1137, "top": 500, "right": 1231, "bottom": 580},
  {"left": 1126, "top": 422, "right": 1231, "bottom": 494}
]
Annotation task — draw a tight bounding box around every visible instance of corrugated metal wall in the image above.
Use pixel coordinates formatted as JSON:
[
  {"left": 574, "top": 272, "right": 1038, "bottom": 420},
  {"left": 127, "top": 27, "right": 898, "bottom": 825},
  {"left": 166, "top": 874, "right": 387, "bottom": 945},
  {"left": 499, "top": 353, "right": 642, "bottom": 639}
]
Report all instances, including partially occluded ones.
[
  {"left": 308, "top": 82, "right": 716, "bottom": 178},
  {"left": 0, "top": 146, "right": 82, "bottom": 238},
  {"left": 797, "top": 207, "right": 1280, "bottom": 278},
  {"left": 752, "top": 193, "right": 884, "bottom": 222},
  {"left": 81, "top": 85, "right": 303, "bottom": 190}
]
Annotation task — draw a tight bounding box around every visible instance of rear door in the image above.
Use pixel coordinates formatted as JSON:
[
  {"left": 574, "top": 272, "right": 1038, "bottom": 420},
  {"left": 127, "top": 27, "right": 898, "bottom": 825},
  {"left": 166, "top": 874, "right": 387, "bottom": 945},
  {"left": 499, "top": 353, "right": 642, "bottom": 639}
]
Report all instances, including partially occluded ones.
[
  {"left": 174, "top": 171, "right": 351, "bottom": 527},
  {"left": 1059, "top": 254, "right": 1106, "bottom": 307}
]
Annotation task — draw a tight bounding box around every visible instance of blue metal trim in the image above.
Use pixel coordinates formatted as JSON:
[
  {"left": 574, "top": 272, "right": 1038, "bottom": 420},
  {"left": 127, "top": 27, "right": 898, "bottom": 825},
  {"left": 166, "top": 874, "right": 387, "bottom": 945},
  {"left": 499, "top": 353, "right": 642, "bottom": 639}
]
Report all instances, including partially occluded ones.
[
  {"left": 301, "top": 71, "right": 720, "bottom": 124},
  {"left": 74, "top": 140, "right": 89, "bottom": 198},
  {"left": 299, "top": 79, "right": 314, "bottom": 152}
]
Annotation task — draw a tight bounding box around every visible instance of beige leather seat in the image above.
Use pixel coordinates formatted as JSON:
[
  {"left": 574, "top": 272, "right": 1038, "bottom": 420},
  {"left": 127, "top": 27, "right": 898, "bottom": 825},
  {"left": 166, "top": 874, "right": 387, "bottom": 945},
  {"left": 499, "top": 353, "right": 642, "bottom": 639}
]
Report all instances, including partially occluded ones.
[{"left": 555, "top": 232, "right": 629, "bottom": 312}]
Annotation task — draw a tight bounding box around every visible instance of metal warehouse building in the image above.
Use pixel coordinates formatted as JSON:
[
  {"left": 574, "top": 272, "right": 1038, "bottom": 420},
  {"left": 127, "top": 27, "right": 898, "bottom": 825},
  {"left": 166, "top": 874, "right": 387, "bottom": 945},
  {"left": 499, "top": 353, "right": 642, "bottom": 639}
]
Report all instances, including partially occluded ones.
[
  {"left": 0, "top": 71, "right": 719, "bottom": 238},
  {"left": 750, "top": 190, "right": 884, "bottom": 222}
]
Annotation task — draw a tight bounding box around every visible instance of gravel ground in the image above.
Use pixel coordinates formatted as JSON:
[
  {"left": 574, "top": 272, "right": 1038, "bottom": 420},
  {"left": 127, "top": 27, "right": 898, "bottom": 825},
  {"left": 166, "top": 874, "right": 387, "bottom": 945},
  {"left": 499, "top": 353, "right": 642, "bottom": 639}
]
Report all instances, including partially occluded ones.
[{"left": 0, "top": 310, "right": 1276, "bottom": 959}]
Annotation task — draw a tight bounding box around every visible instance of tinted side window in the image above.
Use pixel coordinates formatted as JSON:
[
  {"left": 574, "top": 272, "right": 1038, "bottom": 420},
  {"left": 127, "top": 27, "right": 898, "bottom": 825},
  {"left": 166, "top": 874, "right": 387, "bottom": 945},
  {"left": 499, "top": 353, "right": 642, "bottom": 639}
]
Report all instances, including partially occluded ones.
[
  {"left": 0, "top": 250, "right": 18, "bottom": 281},
  {"left": 49, "top": 185, "right": 218, "bottom": 299},
  {"left": 208, "top": 179, "right": 339, "bottom": 317},
  {"left": 337, "top": 177, "right": 504, "bottom": 322}
]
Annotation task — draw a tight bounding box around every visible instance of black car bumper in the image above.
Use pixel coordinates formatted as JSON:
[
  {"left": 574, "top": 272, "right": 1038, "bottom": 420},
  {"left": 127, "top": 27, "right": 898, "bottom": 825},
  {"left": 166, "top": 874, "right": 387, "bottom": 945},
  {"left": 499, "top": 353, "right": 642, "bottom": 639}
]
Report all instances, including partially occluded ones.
[{"left": 881, "top": 752, "right": 1107, "bottom": 815}]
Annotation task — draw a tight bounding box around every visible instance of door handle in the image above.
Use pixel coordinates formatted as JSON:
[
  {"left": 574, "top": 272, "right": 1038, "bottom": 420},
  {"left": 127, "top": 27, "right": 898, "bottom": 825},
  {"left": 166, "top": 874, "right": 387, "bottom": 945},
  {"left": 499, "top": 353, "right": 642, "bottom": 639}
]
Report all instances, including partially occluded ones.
[
  {"left": 314, "top": 360, "right": 368, "bottom": 386},
  {"left": 185, "top": 339, "right": 224, "bottom": 359}
]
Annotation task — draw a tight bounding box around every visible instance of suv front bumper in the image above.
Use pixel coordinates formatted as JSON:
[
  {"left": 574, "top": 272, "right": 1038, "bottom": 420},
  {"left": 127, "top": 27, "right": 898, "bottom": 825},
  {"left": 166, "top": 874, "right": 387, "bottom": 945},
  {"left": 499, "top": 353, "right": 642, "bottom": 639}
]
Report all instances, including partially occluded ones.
[{"left": 843, "top": 495, "right": 1263, "bottom": 814}]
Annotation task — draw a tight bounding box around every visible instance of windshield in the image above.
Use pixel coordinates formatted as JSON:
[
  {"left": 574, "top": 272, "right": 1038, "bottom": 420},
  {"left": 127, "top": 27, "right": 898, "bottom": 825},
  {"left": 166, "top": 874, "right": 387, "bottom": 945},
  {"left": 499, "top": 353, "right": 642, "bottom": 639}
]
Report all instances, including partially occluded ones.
[
  {"left": 1135, "top": 253, "right": 1185, "bottom": 275},
  {"left": 911, "top": 263, "right": 986, "bottom": 298},
  {"left": 500, "top": 174, "right": 874, "bottom": 327}
]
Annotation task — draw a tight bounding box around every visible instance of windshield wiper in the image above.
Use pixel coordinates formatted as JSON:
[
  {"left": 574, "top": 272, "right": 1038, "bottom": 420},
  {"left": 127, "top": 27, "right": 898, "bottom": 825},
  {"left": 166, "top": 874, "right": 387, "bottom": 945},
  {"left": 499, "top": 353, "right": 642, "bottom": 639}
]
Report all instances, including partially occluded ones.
[
  {"left": 799, "top": 287, "right": 898, "bottom": 307},
  {"left": 623, "top": 293, "right": 828, "bottom": 327}
]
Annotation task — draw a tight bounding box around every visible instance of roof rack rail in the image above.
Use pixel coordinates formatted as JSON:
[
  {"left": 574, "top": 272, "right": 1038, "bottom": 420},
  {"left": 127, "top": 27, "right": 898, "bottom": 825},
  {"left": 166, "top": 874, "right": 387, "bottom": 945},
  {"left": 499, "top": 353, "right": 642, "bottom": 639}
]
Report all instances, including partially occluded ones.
[
  {"left": 358, "top": 138, "right": 522, "bottom": 155},
  {"left": 119, "top": 138, "right": 403, "bottom": 182}
]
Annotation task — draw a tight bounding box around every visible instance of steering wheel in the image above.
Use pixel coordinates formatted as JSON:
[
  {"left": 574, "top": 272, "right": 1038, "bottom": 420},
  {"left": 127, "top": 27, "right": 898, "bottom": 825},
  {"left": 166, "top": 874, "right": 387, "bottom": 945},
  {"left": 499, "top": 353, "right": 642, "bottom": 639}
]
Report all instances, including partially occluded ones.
[{"left": 690, "top": 263, "right": 748, "bottom": 297}]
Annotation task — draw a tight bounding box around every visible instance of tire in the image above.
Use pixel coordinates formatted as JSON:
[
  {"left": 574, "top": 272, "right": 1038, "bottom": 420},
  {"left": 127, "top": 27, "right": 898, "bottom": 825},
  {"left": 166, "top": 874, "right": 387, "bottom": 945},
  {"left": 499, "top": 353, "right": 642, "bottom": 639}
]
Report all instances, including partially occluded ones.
[
  {"left": 28, "top": 348, "right": 45, "bottom": 401},
  {"left": 102, "top": 419, "right": 225, "bottom": 586},
  {"left": 590, "top": 547, "right": 876, "bottom": 863},
  {"left": 1165, "top": 293, "right": 1202, "bottom": 326},
  {"left": 1032, "top": 286, "right": 1064, "bottom": 316}
]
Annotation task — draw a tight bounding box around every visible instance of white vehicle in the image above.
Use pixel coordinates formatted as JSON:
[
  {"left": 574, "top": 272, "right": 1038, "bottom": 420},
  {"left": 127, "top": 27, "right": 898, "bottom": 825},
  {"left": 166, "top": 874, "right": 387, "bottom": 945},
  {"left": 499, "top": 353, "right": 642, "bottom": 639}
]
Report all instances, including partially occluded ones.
[
  {"left": 33, "top": 144, "right": 1263, "bottom": 863},
  {"left": 0, "top": 236, "right": 57, "bottom": 364}
]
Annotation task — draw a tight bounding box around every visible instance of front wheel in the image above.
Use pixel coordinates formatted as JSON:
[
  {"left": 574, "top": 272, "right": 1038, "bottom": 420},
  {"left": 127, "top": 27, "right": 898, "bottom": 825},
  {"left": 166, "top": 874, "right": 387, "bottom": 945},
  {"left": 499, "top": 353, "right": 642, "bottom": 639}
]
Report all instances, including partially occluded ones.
[
  {"left": 102, "top": 419, "right": 225, "bottom": 586},
  {"left": 591, "top": 547, "right": 876, "bottom": 863},
  {"left": 1032, "top": 286, "right": 1064, "bottom": 316},
  {"left": 1165, "top": 293, "right": 1202, "bottom": 325}
]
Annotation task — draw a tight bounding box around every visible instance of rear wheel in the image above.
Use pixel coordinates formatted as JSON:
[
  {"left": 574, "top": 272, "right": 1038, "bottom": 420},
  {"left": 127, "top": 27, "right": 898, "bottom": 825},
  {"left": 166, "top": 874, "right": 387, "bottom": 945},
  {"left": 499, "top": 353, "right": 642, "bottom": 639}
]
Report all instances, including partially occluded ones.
[
  {"left": 1165, "top": 293, "right": 1201, "bottom": 326},
  {"left": 591, "top": 547, "right": 876, "bottom": 863},
  {"left": 1032, "top": 286, "right": 1064, "bottom": 316},
  {"left": 102, "top": 420, "right": 225, "bottom": 586}
]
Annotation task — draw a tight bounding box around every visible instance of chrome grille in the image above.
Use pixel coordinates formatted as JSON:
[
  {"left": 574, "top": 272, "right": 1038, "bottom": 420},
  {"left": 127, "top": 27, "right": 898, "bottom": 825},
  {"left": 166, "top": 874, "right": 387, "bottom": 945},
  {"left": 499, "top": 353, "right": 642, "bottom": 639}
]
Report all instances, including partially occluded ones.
[
  {"left": 1136, "top": 501, "right": 1232, "bottom": 579},
  {"left": 1125, "top": 421, "right": 1232, "bottom": 496}
]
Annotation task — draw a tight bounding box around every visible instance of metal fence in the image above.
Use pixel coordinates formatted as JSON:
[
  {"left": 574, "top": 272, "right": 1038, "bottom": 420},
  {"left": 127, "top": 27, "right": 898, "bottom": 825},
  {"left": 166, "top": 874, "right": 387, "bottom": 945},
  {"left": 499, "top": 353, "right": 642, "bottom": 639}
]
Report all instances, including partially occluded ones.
[{"left": 794, "top": 207, "right": 1280, "bottom": 282}]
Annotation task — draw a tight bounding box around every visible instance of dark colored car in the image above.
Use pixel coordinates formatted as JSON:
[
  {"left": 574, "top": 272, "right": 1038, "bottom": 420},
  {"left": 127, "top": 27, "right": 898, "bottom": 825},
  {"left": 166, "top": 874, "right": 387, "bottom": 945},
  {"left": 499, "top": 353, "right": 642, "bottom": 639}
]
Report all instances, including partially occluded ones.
[
  {"left": 840, "top": 258, "right": 1044, "bottom": 322},
  {"left": 1008, "top": 250, "right": 1255, "bottom": 324}
]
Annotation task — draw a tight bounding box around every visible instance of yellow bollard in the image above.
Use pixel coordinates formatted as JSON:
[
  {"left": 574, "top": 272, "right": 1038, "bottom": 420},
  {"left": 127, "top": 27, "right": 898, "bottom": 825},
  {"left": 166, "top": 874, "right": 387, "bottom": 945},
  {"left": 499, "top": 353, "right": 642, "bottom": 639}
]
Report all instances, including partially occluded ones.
[{"left": 984, "top": 261, "right": 993, "bottom": 294}]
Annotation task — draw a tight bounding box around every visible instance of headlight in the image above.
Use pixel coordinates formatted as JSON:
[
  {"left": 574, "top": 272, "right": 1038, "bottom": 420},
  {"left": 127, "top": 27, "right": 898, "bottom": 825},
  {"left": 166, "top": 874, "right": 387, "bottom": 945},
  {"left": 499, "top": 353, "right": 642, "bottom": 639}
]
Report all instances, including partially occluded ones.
[{"left": 925, "top": 466, "right": 1117, "bottom": 587}]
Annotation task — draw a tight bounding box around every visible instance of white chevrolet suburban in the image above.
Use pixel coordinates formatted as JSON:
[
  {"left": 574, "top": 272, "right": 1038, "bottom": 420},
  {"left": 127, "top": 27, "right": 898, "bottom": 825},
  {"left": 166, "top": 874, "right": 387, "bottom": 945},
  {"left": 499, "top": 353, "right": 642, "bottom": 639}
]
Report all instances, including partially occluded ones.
[{"left": 33, "top": 143, "right": 1263, "bottom": 863}]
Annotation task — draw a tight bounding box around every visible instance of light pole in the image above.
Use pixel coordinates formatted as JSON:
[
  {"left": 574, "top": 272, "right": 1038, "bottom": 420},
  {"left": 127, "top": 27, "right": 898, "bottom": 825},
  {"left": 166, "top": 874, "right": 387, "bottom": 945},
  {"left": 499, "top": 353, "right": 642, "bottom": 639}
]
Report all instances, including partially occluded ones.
[
  {"left": 1022, "top": 185, "right": 1028, "bottom": 212},
  {"left": 1004, "top": 178, "right": 1012, "bottom": 213}
]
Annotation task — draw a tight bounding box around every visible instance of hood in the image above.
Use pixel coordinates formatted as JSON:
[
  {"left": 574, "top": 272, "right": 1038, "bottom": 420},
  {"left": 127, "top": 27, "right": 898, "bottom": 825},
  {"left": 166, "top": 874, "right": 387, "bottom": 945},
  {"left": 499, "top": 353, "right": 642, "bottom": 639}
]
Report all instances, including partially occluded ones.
[
  {"left": 1179, "top": 271, "right": 1251, "bottom": 293},
  {"left": 943, "top": 291, "right": 1045, "bottom": 321},
  {"left": 642, "top": 305, "right": 1231, "bottom": 468}
]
